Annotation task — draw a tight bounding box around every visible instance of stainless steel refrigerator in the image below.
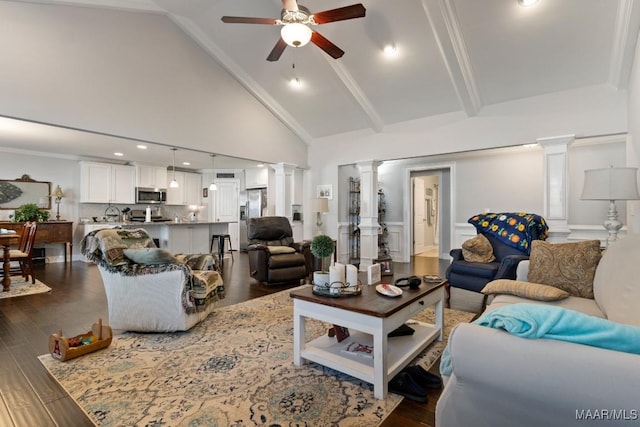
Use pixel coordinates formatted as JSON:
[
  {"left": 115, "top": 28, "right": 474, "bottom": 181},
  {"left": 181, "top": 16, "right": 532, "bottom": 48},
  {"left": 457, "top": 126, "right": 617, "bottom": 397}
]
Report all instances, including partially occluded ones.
[{"left": 239, "top": 188, "right": 267, "bottom": 251}]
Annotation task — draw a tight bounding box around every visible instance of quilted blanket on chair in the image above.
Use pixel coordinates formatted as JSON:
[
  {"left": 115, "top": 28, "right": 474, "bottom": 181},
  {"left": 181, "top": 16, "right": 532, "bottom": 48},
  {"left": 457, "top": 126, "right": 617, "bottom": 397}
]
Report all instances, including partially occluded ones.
[{"left": 468, "top": 212, "right": 548, "bottom": 255}]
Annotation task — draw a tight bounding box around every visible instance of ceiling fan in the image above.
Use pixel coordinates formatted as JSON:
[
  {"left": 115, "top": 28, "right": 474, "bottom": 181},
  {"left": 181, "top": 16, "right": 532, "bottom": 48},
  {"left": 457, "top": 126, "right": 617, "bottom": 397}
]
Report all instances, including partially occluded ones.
[{"left": 221, "top": 0, "right": 366, "bottom": 61}]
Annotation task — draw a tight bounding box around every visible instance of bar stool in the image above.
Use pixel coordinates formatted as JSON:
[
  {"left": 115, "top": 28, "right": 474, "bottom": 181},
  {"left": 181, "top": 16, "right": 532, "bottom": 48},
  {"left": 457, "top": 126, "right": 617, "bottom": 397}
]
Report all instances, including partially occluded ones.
[{"left": 210, "top": 234, "right": 234, "bottom": 263}]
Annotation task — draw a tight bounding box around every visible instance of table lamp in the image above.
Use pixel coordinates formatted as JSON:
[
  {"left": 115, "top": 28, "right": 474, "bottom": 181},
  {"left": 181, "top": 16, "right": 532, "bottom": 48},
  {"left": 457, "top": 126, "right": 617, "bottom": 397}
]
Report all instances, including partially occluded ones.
[
  {"left": 50, "top": 185, "right": 64, "bottom": 221},
  {"left": 310, "top": 197, "right": 329, "bottom": 234},
  {"left": 581, "top": 166, "right": 639, "bottom": 246}
]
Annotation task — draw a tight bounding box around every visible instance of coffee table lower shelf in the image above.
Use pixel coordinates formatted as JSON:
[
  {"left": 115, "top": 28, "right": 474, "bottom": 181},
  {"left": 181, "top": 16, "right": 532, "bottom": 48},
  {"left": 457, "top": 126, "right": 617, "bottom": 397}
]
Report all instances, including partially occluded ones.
[{"left": 299, "top": 321, "right": 440, "bottom": 397}]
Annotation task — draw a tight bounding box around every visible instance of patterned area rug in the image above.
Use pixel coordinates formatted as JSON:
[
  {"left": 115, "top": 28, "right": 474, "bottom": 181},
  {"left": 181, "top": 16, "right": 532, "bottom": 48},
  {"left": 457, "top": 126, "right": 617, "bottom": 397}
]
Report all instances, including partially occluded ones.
[
  {"left": 38, "top": 286, "right": 474, "bottom": 427},
  {"left": 0, "top": 276, "right": 51, "bottom": 299}
]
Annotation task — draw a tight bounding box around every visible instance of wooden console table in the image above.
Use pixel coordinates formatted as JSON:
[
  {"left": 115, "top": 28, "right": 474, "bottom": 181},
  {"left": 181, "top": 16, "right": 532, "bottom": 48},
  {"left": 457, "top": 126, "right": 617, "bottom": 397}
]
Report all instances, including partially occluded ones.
[{"left": 0, "top": 221, "right": 73, "bottom": 263}]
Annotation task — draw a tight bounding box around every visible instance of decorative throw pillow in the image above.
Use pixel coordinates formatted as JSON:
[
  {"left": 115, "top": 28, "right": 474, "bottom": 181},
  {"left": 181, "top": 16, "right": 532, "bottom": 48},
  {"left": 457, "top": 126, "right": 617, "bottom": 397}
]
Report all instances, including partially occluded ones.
[
  {"left": 268, "top": 245, "right": 296, "bottom": 255},
  {"left": 124, "top": 248, "right": 178, "bottom": 265},
  {"left": 527, "top": 240, "right": 602, "bottom": 298},
  {"left": 462, "top": 234, "right": 496, "bottom": 263},
  {"left": 482, "top": 279, "right": 570, "bottom": 301}
]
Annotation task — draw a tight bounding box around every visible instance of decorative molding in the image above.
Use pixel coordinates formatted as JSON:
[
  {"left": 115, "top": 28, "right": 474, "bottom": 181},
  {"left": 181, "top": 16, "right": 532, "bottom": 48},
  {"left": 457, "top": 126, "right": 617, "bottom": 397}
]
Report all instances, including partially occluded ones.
[
  {"left": 453, "top": 222, "right": 617, "bottom": 247},
  {"left": 608, "top": 0, "right": 635, "bottom": 89},
  {"left": 27, "top": 0, "right": 164, "bottom": 12},
  {"left": 420, "top": 0, "right": 481, "bottom": 116},
  {"left": 325, "top": 60, "right": 385, "bottom": 132}
]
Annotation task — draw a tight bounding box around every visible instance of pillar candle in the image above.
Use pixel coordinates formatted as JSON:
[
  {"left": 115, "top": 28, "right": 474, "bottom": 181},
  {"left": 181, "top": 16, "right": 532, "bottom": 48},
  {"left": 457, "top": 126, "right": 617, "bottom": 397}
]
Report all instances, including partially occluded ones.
[
  {"left": 346, "top": 264, "right": 358, "bottom": 287},
  {"left": 334, "top": 263, "right": 346, "bottom": 285}
]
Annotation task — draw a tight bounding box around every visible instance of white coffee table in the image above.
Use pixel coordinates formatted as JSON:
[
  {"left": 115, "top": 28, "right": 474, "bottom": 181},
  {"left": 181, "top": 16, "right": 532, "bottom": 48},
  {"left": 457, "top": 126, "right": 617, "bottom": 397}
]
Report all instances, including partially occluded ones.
[{"left": 290, "top": 281, "right": 445, "bottom": 399}]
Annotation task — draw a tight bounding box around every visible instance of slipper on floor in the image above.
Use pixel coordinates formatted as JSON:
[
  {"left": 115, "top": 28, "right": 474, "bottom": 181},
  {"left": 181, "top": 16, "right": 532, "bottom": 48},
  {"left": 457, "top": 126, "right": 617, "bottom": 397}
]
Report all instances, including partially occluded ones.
[
  {"left": 388, "top": 372, "right": 428, "bottom": 403},
  {"left": 403, "top": 365, "right": 443, "bottom": 389}
]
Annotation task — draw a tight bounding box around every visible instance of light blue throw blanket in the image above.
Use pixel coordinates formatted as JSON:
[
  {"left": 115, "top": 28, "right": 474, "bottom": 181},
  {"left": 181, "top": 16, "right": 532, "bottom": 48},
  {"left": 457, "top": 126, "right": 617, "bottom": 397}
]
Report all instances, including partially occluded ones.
[{"left": 440, "top": 303, "right": 640, "bottom": 376}]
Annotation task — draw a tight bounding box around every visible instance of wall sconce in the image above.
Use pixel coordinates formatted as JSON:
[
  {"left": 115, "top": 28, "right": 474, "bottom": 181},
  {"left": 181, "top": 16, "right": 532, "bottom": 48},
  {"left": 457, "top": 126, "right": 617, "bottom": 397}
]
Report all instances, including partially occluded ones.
[
  {"left": 581, "top": 166, "right": 640, "bottom": 246},
  {"left": 50, "top": 185, "right": 64, "bottom": 220},
  {"left": 310, "top": 197, "right": 329, "bottom": 234}
]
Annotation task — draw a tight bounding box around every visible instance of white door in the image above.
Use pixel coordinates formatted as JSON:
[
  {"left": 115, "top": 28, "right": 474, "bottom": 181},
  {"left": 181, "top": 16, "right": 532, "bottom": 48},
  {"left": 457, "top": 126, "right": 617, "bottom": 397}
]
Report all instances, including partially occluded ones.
[
  {"left": 215, "top": 180, "right": 239, "bottom": 222},
  {"left": 413, "top": 178, "right": 426, "bottom": 254}
]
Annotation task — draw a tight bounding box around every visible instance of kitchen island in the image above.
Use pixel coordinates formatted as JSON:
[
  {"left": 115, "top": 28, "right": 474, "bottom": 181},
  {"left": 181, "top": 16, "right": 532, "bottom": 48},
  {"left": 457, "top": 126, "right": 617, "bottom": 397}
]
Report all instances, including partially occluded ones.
[{"left": 77, "top": 221, "right": 237, "bottom": 259}]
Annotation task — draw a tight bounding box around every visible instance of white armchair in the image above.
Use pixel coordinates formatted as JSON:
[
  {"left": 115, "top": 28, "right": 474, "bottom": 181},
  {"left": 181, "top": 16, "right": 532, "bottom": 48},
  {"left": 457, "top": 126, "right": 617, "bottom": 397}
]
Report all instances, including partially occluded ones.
[{"left": 81, "top": 228, "right": 224, "bottom": 332}]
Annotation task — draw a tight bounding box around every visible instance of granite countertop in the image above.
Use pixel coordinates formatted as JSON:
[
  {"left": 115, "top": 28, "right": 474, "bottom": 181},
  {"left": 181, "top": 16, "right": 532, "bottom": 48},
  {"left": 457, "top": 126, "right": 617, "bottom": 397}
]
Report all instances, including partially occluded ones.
[{"left": 80, "top": 220, "right": 234, "bottom": 226}]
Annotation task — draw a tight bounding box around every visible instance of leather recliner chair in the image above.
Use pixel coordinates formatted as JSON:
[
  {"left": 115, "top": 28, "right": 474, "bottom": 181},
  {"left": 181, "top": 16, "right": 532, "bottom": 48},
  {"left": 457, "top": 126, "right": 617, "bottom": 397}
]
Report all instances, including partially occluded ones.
[{"left": 246, "top": 216, "right": 312, "bottom": 285}]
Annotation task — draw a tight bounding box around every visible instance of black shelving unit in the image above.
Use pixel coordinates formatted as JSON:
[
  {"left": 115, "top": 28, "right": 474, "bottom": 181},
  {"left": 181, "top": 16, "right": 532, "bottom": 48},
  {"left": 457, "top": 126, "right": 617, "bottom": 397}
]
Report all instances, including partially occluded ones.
[
  {"left": 378, "top": 188, "right": 390, "bottom": 258},
  {"left": 348, "top": 177, "right": 360, "bottom": 266}
]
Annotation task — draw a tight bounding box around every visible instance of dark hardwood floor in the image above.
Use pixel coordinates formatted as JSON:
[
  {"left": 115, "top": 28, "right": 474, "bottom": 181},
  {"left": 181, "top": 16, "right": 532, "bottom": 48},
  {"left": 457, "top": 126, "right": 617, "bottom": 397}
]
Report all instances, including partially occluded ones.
[{"left": 0, "top": 252, "right": 481, "bottom": 427}]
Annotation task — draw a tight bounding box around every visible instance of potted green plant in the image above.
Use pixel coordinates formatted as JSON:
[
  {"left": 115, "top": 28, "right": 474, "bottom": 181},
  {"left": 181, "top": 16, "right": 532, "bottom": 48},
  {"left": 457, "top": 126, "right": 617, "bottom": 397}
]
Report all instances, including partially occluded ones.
[
  {"left": 311, "top": 234, "right": 335, "bottom": 285},
  {"left": 11, "top": 203, "right": 50, "bottom": 222}
]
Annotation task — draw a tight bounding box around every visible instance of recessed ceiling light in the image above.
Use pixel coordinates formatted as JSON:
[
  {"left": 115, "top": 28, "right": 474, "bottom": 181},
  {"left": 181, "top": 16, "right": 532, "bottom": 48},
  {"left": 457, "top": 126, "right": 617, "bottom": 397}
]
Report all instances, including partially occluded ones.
[
  {"left": 289, "top": 77, "right": 302, "bottom": 89},
  {"left": 522, "top": 143, "right": 538, "bottom": 149},
  {"left": 517, "top": 0, "right": 539, "bottom": 7},
  {"left": 136, "top": 144, "right": 147, "bottom": 150},
  {"left": 114, "top": 152, "right": 123, "bottom": 156},
  {"left": 383, "top": 45, "right": 397, "bottom": 56},
  {"left": 257, "top": 163, "right": 265, "bottom": 168},
  {"left": 182, "top": 161, "right": 191, "bottom": 166}
]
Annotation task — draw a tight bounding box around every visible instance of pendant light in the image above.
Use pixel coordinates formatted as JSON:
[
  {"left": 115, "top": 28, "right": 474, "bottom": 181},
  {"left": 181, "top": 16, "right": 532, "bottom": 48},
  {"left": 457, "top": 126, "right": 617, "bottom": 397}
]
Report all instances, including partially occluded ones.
[
  {"left": 169, "top": 148, "right": 179, "bottom": 188},
  {"left": 209, "top": 154, "right": 218, "bottom": 191}
]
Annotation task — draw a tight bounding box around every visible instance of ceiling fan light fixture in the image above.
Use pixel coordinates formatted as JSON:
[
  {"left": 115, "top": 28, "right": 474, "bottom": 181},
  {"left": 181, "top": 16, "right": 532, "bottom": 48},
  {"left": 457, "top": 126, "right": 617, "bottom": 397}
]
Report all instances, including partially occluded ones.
[
  {"left": 517, "top": 0, "right": 539, "bottom": 7},
  {"left": 281, "top": 23, "right": 312, "bottom": 47}
]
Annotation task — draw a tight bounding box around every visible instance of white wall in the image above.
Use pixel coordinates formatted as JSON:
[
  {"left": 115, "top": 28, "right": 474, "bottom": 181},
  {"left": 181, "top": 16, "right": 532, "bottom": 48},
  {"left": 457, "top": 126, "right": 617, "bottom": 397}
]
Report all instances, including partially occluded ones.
[
  {"left": 308, "top": 84, "right": 628, "bottom": 243},
  {"left": 0, "top": 152, "right": 79, "bottom": 261},
  {"left": 0, "top": 1, "right": 307, "bottom": 167},
  {"left": 626, "top": 28, "right": 640, "bottom": 234}
]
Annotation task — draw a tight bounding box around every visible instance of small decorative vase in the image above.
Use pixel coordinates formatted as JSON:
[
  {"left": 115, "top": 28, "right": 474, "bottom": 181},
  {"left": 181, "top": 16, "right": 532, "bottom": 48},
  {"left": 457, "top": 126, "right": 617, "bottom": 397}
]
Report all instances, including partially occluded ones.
[{"left": 313, "top": 271, "right": 330, "bottom": 286}]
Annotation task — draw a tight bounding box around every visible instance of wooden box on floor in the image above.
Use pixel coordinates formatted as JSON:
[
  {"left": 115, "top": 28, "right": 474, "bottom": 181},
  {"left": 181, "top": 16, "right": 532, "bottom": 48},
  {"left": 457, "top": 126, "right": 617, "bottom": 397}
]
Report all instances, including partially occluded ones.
[{"left": 48, "top": 319, "right": 112, "bottom": 362}]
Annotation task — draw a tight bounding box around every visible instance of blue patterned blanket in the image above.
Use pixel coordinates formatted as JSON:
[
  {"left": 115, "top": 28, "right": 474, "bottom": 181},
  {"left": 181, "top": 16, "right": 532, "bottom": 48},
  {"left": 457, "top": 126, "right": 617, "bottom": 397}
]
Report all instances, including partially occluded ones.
[{"left": 468, "top": 212, "right": 548, "bottom": 255}]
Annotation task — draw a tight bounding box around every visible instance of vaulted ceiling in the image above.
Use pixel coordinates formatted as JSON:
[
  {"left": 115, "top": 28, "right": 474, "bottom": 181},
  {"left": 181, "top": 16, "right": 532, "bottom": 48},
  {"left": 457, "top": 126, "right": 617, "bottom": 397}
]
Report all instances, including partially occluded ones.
[{"left": 1, "top": 0, "right": 639, "bottom": 168}]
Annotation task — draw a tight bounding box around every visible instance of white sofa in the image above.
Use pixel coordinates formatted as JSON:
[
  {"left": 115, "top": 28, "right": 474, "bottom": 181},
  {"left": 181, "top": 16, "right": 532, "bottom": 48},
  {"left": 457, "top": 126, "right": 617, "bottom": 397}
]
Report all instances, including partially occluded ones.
[
  {"left": 436, "top": 234, "right": 640, "bottom": 427},
  {"left": 81, "top": 228, "right": 224, "bottom": 332}
]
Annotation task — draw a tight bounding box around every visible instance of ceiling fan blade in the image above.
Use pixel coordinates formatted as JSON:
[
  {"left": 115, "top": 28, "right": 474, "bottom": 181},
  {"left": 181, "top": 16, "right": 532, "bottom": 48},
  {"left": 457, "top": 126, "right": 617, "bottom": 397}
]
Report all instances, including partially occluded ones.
[
  {"left": 221, "top": 16, "right": 277, "bottom": 25},
  {"left": 282, "top": 0, "right": 298, "bottom": 12},
  {"left": 267, "top": 38, "right": 288, "bottom": 62},
  {"left": 311, "top": 31, "right": 344, "bottom": 59},
  {"left": 312, "top": 4, "right": 366, "bottom": 25}
]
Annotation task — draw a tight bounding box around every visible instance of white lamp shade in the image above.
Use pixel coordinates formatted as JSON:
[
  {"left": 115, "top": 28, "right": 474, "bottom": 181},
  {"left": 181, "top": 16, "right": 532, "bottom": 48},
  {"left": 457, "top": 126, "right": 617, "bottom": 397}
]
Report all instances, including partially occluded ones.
[
  {"left": 581, "top": 167, "right": 640, "bottom": 200},
  {"left": 310, "top": 197, "right": 329, "bottom": 213},
  {"left": 281, "top": 23, "right": 312, "bottom": 47}
]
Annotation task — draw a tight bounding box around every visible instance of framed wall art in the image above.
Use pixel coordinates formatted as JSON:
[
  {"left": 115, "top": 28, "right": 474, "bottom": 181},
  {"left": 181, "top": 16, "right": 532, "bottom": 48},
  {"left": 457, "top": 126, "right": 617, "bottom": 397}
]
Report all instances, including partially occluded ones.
[
  {"left": 316, "top": 184, "right": 333, "bottom": 200},
  {"left": 0, "top": 175, "right": 51, "bottom": 210}
]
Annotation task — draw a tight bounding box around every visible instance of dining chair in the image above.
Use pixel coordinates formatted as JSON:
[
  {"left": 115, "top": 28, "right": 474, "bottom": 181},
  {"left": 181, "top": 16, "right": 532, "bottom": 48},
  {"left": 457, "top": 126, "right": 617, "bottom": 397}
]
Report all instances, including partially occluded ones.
[{"left": 8, "top": 222, "right": 38, "bottom": 283}]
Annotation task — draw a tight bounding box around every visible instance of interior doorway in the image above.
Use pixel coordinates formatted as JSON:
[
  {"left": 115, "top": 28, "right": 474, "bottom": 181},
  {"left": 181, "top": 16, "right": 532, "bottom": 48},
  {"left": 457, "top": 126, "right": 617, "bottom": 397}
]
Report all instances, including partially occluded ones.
[
  {"left": 403, "top": 164, "right": 453, "bottom": 262},
  {"left": 412, "top": 175, "right": 440, "bottom": 257}
]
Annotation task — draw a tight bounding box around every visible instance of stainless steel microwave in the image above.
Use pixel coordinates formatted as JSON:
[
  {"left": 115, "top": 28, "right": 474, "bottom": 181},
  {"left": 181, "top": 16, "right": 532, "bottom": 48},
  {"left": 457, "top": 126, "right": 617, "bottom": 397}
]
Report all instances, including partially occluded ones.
[{"left": 135, "top": 187, "right": 166, "bottom": 204}]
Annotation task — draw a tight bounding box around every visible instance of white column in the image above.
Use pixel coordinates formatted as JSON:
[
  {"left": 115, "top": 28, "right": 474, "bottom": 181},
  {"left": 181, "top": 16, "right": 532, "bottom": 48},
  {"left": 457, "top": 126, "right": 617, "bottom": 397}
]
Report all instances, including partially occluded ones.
[
  {"left": 356, "top": 160, "right": 382, "bottom": 269},
  {"left": 536, "top": 134, "right": 574, "bottom": 241},
  {"left": 270, "top": 163, "right": 297, "bottom": 221}
]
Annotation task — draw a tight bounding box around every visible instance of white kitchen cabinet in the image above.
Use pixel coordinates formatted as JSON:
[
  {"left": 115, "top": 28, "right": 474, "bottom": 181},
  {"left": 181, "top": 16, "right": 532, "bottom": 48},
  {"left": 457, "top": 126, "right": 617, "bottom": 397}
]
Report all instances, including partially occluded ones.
[
  {"left": 136, "top": 165, "right": 168, "bottom": 189},
  {"left": 184, "top": 172, "right": 202, "bottom": 206},
  {"left": 166, "top": 171, "right": 201, "bottom": 206},
  {"left": 80, "top": 161, "right": 135, "bottom": 204},
  {"left": 213, "top": 180, "right": 239, "bottom": 222},
  {"left": 244, "top": 167, "right": 268, "bottom": 189},
  {"left": 167, "top": 224, "right": 210, "bottom": 255},
  {"left": 227, "top": 222, "right": 239, "bottom": 254}
]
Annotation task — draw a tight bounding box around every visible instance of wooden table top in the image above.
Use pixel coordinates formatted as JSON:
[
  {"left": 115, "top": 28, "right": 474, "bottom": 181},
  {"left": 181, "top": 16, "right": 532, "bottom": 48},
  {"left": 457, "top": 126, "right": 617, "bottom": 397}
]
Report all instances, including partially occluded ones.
[
  {"left": 290, "top": 280, "right": 445, "bottom": 318},
  {"left": 0, "top": 233, "right": 19, "bottom": 245}
]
